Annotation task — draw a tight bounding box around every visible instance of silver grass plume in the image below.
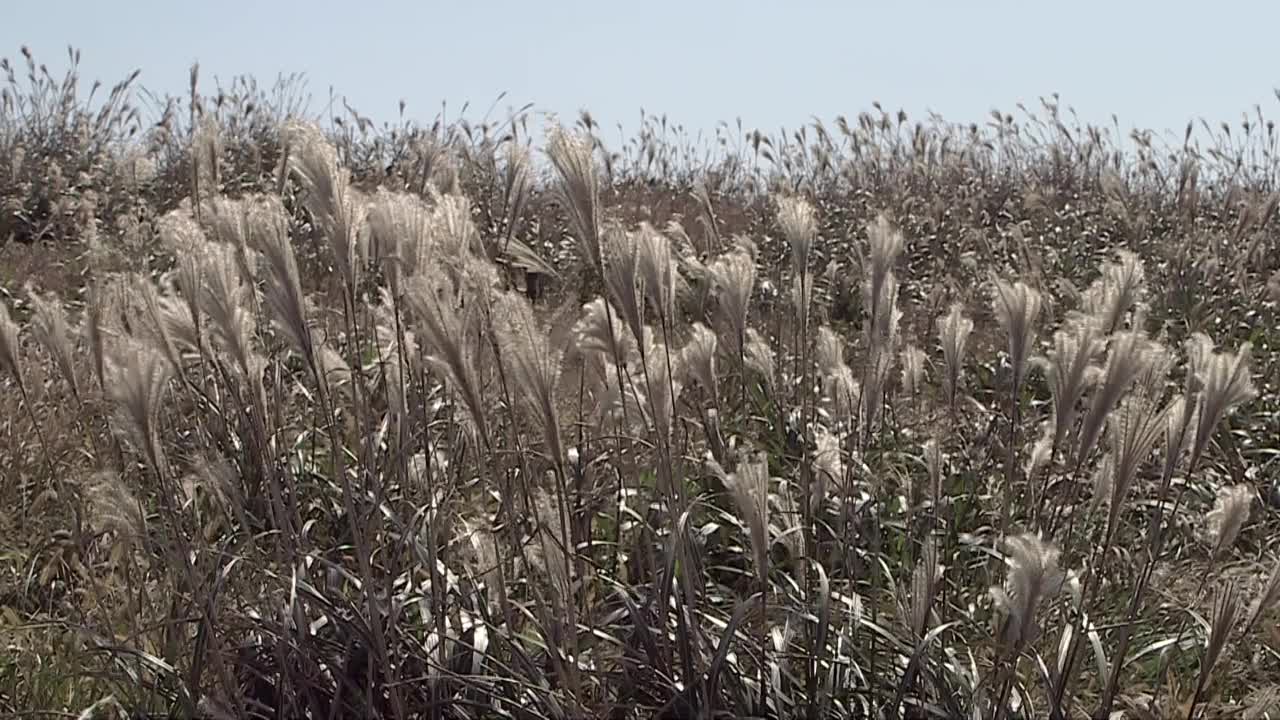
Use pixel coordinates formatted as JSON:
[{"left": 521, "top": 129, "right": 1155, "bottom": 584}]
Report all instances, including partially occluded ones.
[
  {"left": 791, "top": 273, "right": 813, "bottom": 338},
  {"left": 664, "top": 219, "right": 703, "bottom": 299},
  {"left": 366, "top": 189, "right": 433, "bottom": 297},
  {"left": 864, "top": 276, "right": 902, "bottom": 430},
  {"left": 133, "top": 277, "right": 185, "bottom": 375},
  {"left": 77, "top": 695, "right": 129, "bottom": 720},
  {"left": 815, "top": 326, "right": 846, "bottom": 378},
  {"left": 195, "top": 239, "right": 263, "bottom": 388},
  {"left": 250, "top": 196, "right": 316, "bottom": 371},
  {"left": 527, "top": 489, "right": 571, "bottom": 602},
  {"left": 84, "top": 470, "right": 145, "bottom": 558},
  {"left": 203, "top": 197, "right": 259, "bottom": 281},
  {"left": 1102, "top": 394, "right": 1170, "bottom": 542},
  {"left": 590, "top": 359, "right": 641, "bottom": 428},
  {"left": 776, "top": 194, "right": 818, "bottom": 273},
  {"left": 863, "top": 341, "right": 894, "bottom": 433},
  {"left": 574, "top": 296, "right": 638, "bottom": 367},
  {"left": 1189, "top": 339, "right": 1256, "bottom": 468},
  {"left": 909, "top": 536, "right": 941, "bottom": 639},
  {"left": 160, "top": 210, "right": 208, "bottom": 345},
  {"left": 84, "top": 281, "right": 112, "bottom": 390},
  {"left": 924, "top": 438, "right": 944, "bottom": 505},
  {"left": 316, "top": 344, "right": 352, "bottom": 398},
  {"left": 744, "top": 328, "right": 776, "bottom": 392},
  {"left": 601, "top": 225, "right": 646, "bottom": 349},
  {"left": 774, "top": 479, "right": 806, "bottom": 567},
  {"left": 1191, "top": 582, "right": 1241, "bottom": 711},
  {"left": 989, "top": 277, "right": 1043, "bottom": 394},
  {"left": 1161, "top": 394, "right": 1198, "bottom": 480},
  {"left": 680, "top": 322, "right": 718, "bottom": 402},
  {"left": 500, "top": 141, "right": 533, "bottom": 241},
  {"left": 1081, "top": 250, "right": 1146, "bottom": 335},
  {"left": 186, "top": 456, "right": 238, "bottom": 522},
  {"left": 1032, "top": 314, "right": 1104, "bottom": 455},
  {"left": 1086, "top": 451, "right": 1115, "bottom": 520},
  {"left": 383, "top": 346, "right": 410, "bottom": 428},
  {"left": 404, "top": 270, "right": 489, "bottom": 439},
  {"left": 26, "top": 286, "right": 80, "bottom": 399},
  {"left": 1206, "top": 484, "right": 1252, "bottom": 561},
  {"left": 708, "top": 243, "right": 755, "bottom": 349},
  {"left": 284, "top": 121, "right": 367, "bottom": 291},
  {"left": 990, "top": 533, "right": 1067, "bottom": 650},
  {"left": 1245, "top": 556, "right": 1280, "bottom": 633},
  {"left": 812, "top": 426, "right": 843, "bottom": 510},
  {"left": 0, "top": 299, "right": 21, "bottom": 386},
  {"left": 900, "top": 344, "right": 927, "bottom": 398},
  {"left": 816, "top": 328, "right": 856, "bottom": 414},
  {"left": 726, "top": 452, "right": 770, "bottom": 585},
  {"left": 870, "top": 267, "right": 903, "bottom": 348},
  {"left": 155, "top": 293, "right": 199, "bottom": 359},
  {"left": 494, "top": 291, "right": 565, "bottom": 466},
  {"left": 545, "top": 124, "right": 603, "bottom": 271},
  {"left": 635, "top": 223, "right": 677, "bottom": 322},
  {"left": 1185, "top": 332, "right": 1215, "bottom": 386},
  {"left": 828, "top": 364, "right": 861, "bottom": 423},
  {"left": 816, "top": 327, "right": 857, "bottom": 416},
  {"left": 431, "top": 191, "right": 486, "bottom": 261},
  {"left": 1076, "top": 330, "right": 1161, "bottom": 468},
  {"left": 1134, "top": 337, "right": 1175, "bottom": 401},
  {"left": 937, "top": 303, "right": 974, "bottom": 409},
  {"left": 106, "top": 339, "right": 173, "bottom": 476},
  {"left": 1026, "top": 424, "right": 1054, "bottom": 480},
  {"left": 864, "top": 214, "right": 905, "bottom": 329},
  {"left": 639, "top": 337, "right": 683, "bottom": 441},
  {"left": 192, "top": 113, "right": 222, "bottom": 193}
]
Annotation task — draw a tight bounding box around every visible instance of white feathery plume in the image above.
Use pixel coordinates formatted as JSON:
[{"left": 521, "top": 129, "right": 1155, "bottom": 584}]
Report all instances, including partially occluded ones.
[
  {"left": 990, "top": 533, "right": 1067, "bottom": 650},
  {"left": 26, "top": 286, "right": 80, "bottom": 398},
  {"left": 744, "top": 328, "right": 775, "bottom": 391},
  {"left": 1081, "top": 250, "right": 1146, "bottom": 334},
  {"left": 989, "top": 277, "right": 1043, "bottom": 393},
  {"left": 1206, "top": 484, "right": 1253, "bottom": 561},
  {"left": 680, "top": 322, "right": 718, "bottom": 401},
  {"left": 1102, "top": 395, "right": 1170, "bottom": 542},
  {"left": 726, "top": 452, "right": 770, "bottom": 585},
  {"left": 776, "top": 194, "right": 818, "bottom": 272},
  {"left": 864, "top": 214, "right": 905, "bottom": 329},
  {"left": 900, "top": 344, "right": 927, "bottom": 398},
  {"left": 709, "top": 243, "right": 756, "bottom": 348},
  {"left": 0, "top": 299, "right": 21, "bottom": 386},
  {"left": 602, "top": 225, "right": 646, "bottom": 349},
  {"left": 937, "top": 303, "right": 974, "bottom": 409},
  {"left": 493, "top": 292, "right": 566, "bottom": 466},
  {"left": 1245, "top": 556, "right": 1280, "bottom": 633},
  {"left": 635, "top": 222, "right": 678, "bottom": 322},
  {"left": 573, "top": 296, "right": 637, "bottom": 366},
  {"left": 546, "top": 124, "right": 603, "bottom": 271},
  {"left": 284, "top": 121, "right": 367, "bottom": 291},
  {"left": 106, "top": 338, "right": 174, "bottom": 476},
  {"left": 1189, "top": 339, "right": 1256, "bottom": 467},
  {"left": 1032, "top": 314, "right": 1104, "bottom": 455},
  {"left": 1076, "top": 330, "right": 1161, "bottom": 467}
]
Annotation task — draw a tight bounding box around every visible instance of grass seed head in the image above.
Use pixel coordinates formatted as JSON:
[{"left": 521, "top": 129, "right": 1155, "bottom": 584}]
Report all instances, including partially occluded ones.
[{"left": 1207, "top": 484, "right": 1253, "bottom": 561}]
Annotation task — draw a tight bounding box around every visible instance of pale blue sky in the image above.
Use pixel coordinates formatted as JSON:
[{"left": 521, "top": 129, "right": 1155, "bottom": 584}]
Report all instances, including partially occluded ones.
[{"left": 4, "top": 1, "right": 1278, "bottom": 142}]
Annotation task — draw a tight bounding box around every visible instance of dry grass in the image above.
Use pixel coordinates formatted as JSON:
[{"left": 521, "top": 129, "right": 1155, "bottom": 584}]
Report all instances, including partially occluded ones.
[{"left": 3, "top": 47, "right": 1280, "bottom": 720}]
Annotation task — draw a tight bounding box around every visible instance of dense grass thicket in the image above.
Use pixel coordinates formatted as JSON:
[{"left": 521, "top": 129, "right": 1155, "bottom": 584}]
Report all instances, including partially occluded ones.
[{"left": 5, "top": 47, "right": 1280, "bottom": 719}]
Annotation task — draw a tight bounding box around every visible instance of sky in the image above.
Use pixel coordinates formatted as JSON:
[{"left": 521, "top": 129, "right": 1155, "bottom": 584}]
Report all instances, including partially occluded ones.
[{"left": 4, "top": 0, "right": 1278, "bottom": 145}]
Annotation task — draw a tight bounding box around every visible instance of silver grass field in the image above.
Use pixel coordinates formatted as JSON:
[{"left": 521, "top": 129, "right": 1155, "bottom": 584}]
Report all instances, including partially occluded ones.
[{"left": 4, "top": 47, "right": 1280, "bottom": 719}]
